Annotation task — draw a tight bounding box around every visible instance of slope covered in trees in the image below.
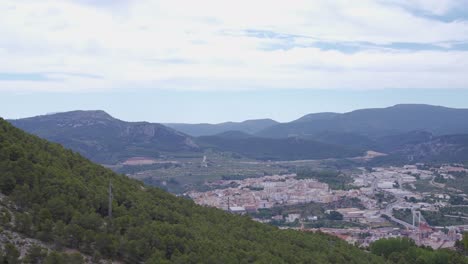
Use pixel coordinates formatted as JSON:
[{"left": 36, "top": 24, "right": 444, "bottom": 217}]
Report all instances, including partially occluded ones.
[
  {"left": 165, "top": 119, "right": 279, "bottom": 137},
  {"left": 10, "top": 111, "right": 199, "bottom": 164},
  {"left": 257, "top": 104, "right": 468, "bottom": 138},
  {"left": 0, "top": 118, "right": 385, "bottom": 263},
  {"left": 196, "top": 134, "right": 365, "bottom": 161},
  {"left": 370, "top": 237, "right": 468, "bottom": 264}
]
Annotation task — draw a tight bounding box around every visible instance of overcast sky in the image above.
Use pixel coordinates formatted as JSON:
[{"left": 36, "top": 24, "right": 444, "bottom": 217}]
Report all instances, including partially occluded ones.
[{"left": 2, "top": 0, "right": 468, "bottom": 123}]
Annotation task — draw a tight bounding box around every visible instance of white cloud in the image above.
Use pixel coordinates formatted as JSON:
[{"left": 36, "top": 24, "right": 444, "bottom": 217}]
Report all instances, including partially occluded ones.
[
  {"left": 0, "top": 0, "right": 468, "bottom": 92},
  {"left": 384, "top": 0, "right": 463, "bottom": 16}
]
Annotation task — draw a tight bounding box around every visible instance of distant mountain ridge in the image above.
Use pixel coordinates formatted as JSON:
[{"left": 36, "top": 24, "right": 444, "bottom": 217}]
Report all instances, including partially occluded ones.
[
  {"left": 292, "top": 112, "right": 341, "bottom": 123},
  {"left": 10, "top": 110, "right": 199, "bottom": 164},
  {"left": 257, "top": 104, "right": 468, "bottom": 138},
  {"left": 371, "top": 133, "right": 468, "bottom": 165},
  {"left": 196, "top": 134, "right": 365, "bottom": 161},
  {"left": 9, "top": 104, "right": 468, "bottom": 165},
  {"left": 10, "top": 111, "right": 366, "bottom": 163},
  {"left": 165, "top": 118, "right": 278, "bottom": 137}
]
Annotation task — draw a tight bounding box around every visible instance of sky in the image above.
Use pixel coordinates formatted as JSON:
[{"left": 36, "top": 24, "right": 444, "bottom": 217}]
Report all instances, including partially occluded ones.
[{"left": 1, "top": 0, "right": 468, "bottom": 123}]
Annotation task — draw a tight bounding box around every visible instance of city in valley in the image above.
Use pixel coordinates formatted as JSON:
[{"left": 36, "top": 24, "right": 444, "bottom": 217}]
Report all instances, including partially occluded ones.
[{"left": 188, "top": 163, "right": 468, "bottom": 249}]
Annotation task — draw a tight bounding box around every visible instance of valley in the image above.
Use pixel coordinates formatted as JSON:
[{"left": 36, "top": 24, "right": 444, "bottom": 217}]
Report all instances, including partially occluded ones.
[
  {"left": 188, "top": 163, "right": 468, "bottom": 250},
  {"left": 4, "top": 104, "right": 468, "bottom": 263},
  {"left": 3, "top": 1, "right": 468, "bottom": 262}
]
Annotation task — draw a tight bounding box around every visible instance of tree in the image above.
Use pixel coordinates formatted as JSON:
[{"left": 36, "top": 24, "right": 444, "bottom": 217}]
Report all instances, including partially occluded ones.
[
  {"left": 94, "top": 233, "right": 118, "bottom": 258},
  {"left": 463, "top": 232, "right": 468, "bottom": 252},
  {"left": 370, "top": 238, "right": 415, "bottom": 258},
  {"left": 43, "top": 252, "right": 64, "bottom": 264},
  {"left": 0, "top": 173, "right": 16, "bottom": 195},
  {"left": 23, "top": 245, "right": 47, "bottom": 264},
  {"left": 63, "top": 253, "right": 84, "bottom": 264},
  {"left": 3, "top": 243, "right": 20, "bottom": 264},
  {"left": 327, "top": 211, "right": 343, "bottom": 220},
  {"left": 14, "top": 212, "right": 33, "bottom": 236}
]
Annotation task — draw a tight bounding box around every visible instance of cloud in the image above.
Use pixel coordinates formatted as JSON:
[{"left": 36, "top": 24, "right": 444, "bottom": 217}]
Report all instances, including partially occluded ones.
[
  {"left": 384, "top": 0, "right": 465, "bottom": 16},
  {"left": 0, "top": 0, "right": 468, "bottom": 92}
]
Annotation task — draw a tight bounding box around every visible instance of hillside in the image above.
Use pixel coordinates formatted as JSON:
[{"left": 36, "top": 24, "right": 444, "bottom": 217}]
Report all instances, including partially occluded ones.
[
  {"left": 165, "top": 118, "right": 278, "bottom": 137},
  {"left": 257, "top": 104, "right": 468, "bottom": 138},
  {"left": 0, "top": 118, "right": 387, "bottom": 263},
  {"left": 197, "top": 134, "right": 365, "bottom": 161},
  {"left": 10, "top": 111, "right": 199, "bottom": 164},
  {"left": 371, "top": 133, "right": 468, "bottom": 165},
  {"left": 9, "top": 105, "right": 468, "bottom": 166}
]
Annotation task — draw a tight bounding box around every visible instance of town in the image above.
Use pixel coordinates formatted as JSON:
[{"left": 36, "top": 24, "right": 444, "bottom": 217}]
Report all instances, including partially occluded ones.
[{"left": 188, "top": 163, "right": 468, "bottom": 250}]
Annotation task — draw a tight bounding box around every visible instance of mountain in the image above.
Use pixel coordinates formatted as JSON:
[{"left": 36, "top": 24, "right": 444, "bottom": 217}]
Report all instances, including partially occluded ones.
[
  {"left": 305, "top": 131, "right": 377, "bottom": 150},
  {"left": 211, "top": 130, "right": 254, "bottom": 139},
  {"left": 371, "top": 133, "right": 468, "bottom": 165},
  {"left": 9, "top": 111, "right": 199, "bottom": 164},
  {"left": 196, "top": 134, "right": 365, "bottom": 161},
  {"left": 165, "top": 118, "right": 279, "bottom": 137},
  {"left": 374, "top": 131, "right": 435, "bottom": 152},
  {"left": 0, "top": 117, "right": 388, "bottom": 263},
  {"left": 292, "top": 112, "right": 341, "bottom": 123},
  {"left": 257, "top": 104, "right": 468, "bottom": 138},
  {"left": 9, "top": 104, "right": 468, "bottom": 165}
]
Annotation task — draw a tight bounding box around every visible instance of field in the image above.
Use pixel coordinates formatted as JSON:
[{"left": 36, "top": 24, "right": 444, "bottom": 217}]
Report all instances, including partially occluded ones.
[{"left": 117, "top": 151, "right": 330, "bottom": 193}]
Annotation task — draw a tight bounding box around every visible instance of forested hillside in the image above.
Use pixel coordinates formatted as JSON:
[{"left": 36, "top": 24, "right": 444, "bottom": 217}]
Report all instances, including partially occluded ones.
[
  {"left": 165, "top": 119, "right": 278, "bottom": 137},
  {"left": 10, "top": 111, "right": 199, "bottom": 164},
  {"left": 0, "top": 118, "right": 385, "bottom": 263},
  {"left": 196, "top": 134, "right": 365, "bottom": 160},
  {"left": 258, "top": 104, "right": 468, "bottom": 138}
]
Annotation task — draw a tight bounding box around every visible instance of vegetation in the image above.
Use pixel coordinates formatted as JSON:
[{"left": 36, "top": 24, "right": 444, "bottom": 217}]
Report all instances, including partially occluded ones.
[
  {"left": 370, "top": 237, "right": 468, "bottom": 264},
  {"left": 304, "top": 220, "right": 366, "bottom": 229},
  {"left": 393, "top": 209, "right": 468, "bottom": 227},
  {"left": 327, "top": 211, "right": 344, "bottom": 220},
  {"left": 166, "top": 119, "right": 279, "bottom": 137},
  {"left": 10, "top": 111, "right": 199, "bottom": 164},
  {"left": 119, "top": 152, "right": 293, "bottom": 194},
  {"left": 0, "top": 243, "right": 85, "bottom": 264},
  {"left": 0, "top": 118, "right": 385, "bottom": 263},
  {"left": 434, "top": 174, "right": 447, "bottom": 184},
  {"left": 446, "top": 171, "right": 468, "bottom": 194},
  {"left": 392, "top": 209, "right": 415, "bottom": 225},
  {"left": 422, "top": 211, "right": 468, "bottom": 226},
  {"left": 116, "top": 162, "right": 182, "bottom": 175},
  {"left": 441, "top": 206, "right": 468, "bottom": 216},
  {"left": 250, "top": 202, "right": 324, "bottom": 220},
  {"left": 297, "top": 170, "right": 353, "bottom": 190},
  {"left": 197, "top": 135, "right": 364, "bottom": 161},
  {"left": 258, "top": 104, "right": 468, "bottom": 140}
]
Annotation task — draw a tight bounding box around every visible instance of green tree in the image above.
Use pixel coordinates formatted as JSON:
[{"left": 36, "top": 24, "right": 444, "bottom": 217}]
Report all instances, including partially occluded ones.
[
  {"left": 43, "top": 252, "right": 64, "bottom": 264},
  {"left": 327, "top": 211, "right": 343, "bottom": 220},
  {"left": 3, "top": 243, "right": 20, "bottom": 264},
  {"left": 23, "top": 245, "right": 47, "bottom": 264}
]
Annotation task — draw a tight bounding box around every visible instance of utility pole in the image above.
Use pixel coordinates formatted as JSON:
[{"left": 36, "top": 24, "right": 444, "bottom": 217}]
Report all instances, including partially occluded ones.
[{"left": 108, "top": 179, "right": 113, "bottom": 219}]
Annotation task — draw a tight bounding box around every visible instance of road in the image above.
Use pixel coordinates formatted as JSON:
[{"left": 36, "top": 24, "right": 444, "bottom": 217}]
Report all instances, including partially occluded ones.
[
  {"left": 381, "top": 198, "right": 416, "bottom": 229},
  {"left": 429, "top": 176, "right": 445, "bottom": 188}
]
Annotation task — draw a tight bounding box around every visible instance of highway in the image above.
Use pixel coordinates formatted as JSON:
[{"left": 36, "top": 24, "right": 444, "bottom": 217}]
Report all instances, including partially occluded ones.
[{"left": 381, "top": 198, "right": 416, "bottom": 229}]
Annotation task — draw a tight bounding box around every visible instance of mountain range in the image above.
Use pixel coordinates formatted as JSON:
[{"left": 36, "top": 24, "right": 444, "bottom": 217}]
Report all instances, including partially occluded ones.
[
  {"left": 9, "top": 104, "right": 468, "bottom": 165},
  {"left": 167, "top": 104, "right": 468, "bottom": 138},
  {"left": 10, "top": 111, "right": 363, "bottom": 163},
  {"left": 257, "top": 104, "right": 468, "bottom": 138},
  {"left": 165, "top": 118, "right": 278, "bottom": 137},
  {"left": 10, "top": 110, "right": 199, "bottom": 164},
  {"left": 197, "top": 133, "right": 363, "bottom": 161}
]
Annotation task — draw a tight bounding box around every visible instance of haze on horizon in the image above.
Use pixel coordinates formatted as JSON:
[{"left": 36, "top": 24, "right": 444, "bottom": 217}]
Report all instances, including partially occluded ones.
[{"left": 2, "top": 0, "right": 468, "bottom": 123}]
